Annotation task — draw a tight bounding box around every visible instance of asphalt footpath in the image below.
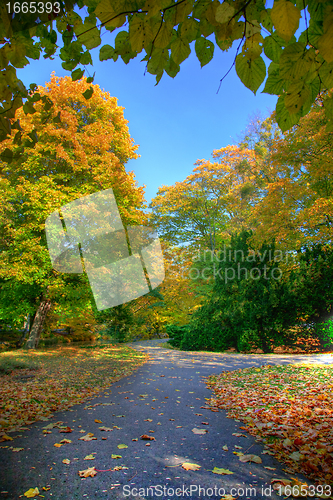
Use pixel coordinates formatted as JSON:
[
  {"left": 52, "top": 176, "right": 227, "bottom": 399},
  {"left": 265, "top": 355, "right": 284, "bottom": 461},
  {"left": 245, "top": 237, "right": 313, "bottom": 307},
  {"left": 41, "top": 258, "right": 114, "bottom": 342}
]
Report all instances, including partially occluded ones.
[{"left": 1, "top": 339, "right": 333, "bottom": 500}]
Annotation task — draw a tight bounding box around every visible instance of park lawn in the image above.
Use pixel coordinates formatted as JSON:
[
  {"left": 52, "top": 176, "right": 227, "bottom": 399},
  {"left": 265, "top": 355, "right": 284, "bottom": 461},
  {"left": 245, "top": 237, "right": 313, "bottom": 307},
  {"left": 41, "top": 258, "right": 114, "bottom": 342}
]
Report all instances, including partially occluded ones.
[
  {"left": 0, "top": 344, "right": 148, "bottom": 438},
  {"left": 206, "top": 363, "right": 333, "bottom": 486}
]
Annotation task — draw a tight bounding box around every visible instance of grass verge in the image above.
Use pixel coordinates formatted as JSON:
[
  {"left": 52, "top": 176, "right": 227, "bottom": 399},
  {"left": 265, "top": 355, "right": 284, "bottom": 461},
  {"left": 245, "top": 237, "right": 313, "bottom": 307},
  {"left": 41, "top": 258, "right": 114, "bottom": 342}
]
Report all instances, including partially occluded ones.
[
  {"left": 0, "top": 344, "right": 148, "bottom": 438},
  {"left": 206, "top": 363, "right": 333, "bottom": 486}
]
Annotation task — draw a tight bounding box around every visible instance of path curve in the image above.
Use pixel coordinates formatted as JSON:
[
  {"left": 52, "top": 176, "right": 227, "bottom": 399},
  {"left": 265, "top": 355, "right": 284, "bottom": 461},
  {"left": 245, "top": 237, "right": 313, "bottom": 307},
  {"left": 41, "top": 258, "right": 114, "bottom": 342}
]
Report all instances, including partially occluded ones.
[{"left": 0, "top": 340, "right": 332, "bottom": 500}]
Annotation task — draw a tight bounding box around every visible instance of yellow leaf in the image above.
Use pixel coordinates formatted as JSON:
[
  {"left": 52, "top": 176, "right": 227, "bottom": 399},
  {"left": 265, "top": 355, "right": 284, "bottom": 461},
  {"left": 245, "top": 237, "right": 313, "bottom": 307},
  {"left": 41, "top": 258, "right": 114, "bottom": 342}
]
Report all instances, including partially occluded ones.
[
  {"left": 111, "top": 454, "right": 122, "bottom": 459},
  {"left": 54, "top": 443, "right": 63, "bottom": 447},
  {"left": 191, "top": 428, "right": 207, "bottom": 435},
  {"left": 222, "top": 445, "right": 228, "bottom": 451},
  {"left": 78, "top": 466, "right": 97, "bottom": 478},
  {"left": 239, "top": 454, "right": 262, "bottom": 464},
  {"left": 94, "top": 419, "right": 102, "bottom": 423},
  {"left": 117, "top": 444, "right": 128, "bottom": 449},
  {"left": 129, "top": 14, "right": 153, "bottom": 52},
  {"left": 318, "top": 26, "right": 333, "bottom": 64},
  {"left": 271, "top": 0, "right": 301, "bottom": 42},
  {"left": 215, "top": 2, "right": 235, "bottom": 24},
  {"left": 84, "top": 454, "right": 96, "bottom": 460},
  {"left": 24, "top": 488, "right": 39, "bottom": 498},
  {"left": 182, "top": 462, "right": 201, "bottom": 471},
  {"left": 1, "top": 435, "right": 13, "bottom": 441},
  {"left": 211, "top": 467, "right": 234, "bottom": 475},
  {"left": 79, "top": 433, "right": 97, "bottom": 441},
  {"left": 62, "top": 459, "right": 71, "bottom": 464}
]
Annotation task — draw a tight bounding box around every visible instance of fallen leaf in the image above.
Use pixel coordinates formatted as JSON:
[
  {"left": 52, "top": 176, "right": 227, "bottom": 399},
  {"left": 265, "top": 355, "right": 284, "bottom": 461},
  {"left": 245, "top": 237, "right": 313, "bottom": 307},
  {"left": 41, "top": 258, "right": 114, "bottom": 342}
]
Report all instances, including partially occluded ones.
[
  {"left": 78, "top": 466, "right": 97, "bottom": 478},
  {"left": 59, "top": 439, "right": 72, "bottom": 444},
  {"left": 222, "top": 445, "right": 228, "bottom": 451},
  {"left": 234, "top": 445, "right": 242, "bottom": 449},
  {"left": 11, "top": 447, "right": 24, "bottom": 452},
  {"left": 140, "top": 435, "right": 155, "bottom": 441},
  {"left": 112, "top": 466, "right": 128, "bottom": 470},
  {"left": 84, "top": 454, "right": 96, "bottom": 460},
  {"left": 59, "top": 426, "right": 72, "bottom": 433},
  {"left": 144, "top": 419, "right": 153, "bottom": 422},
  {"left": 191, "top": 428, "right": 207, "bottom": 435},
  {"left": 182, "top": 462, "right": 201, "bottom": 471},
  {"left": 98, "top": 427, "right": 112, "bottom": 431},
  {"left": 0, "top": 435, "right": 13, "bottom": 442},
  {"left": 264, "top": 466, "right": 276, "bottom": 470},
  {"left": 79, "top": 433, "right": 97, "bottom": 441},
  {"left": 211, "top": 467, "right": 234, "bottom": 475},
  {"left": 117, "top": 444, "right": 128, "bottom": 449},
  {"left": 24, "top": 487, "right": 39, "bottom": 497},
  {"left": 239, "top": 454, "right": 262, "bottom": 464},
  {"left": 62, "top": 459, "right": 71, "bottom": 464},
  {"left": 289, "top": 451, "right": 304, "bottom": 461},
  {"left": 111, "top": 454, "right": 122, "bottom": 459},
  {"left": 54, "top": 443, "right": 63, "bottom": 447},
  {"left": 94, "top": 419, "right": 102, "bottom": 423}
]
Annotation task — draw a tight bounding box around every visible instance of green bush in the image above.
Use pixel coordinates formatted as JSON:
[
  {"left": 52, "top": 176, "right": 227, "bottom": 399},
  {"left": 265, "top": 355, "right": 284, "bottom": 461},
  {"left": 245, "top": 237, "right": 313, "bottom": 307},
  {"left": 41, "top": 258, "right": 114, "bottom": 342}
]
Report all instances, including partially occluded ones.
[
  {"left": 313, "top": 318, "right": 333, "bottom": 351},
  {"left": 175, "top": 232, "right": 332, "bottom": 353},
  {"left": 0, "top": 357, "right": 38, "bottom": 374}
]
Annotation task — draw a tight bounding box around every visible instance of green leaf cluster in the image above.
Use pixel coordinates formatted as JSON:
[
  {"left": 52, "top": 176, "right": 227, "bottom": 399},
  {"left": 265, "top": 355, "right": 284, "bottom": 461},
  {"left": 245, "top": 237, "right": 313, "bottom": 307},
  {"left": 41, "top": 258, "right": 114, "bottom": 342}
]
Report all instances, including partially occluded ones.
[
  {"left": 0, "top": 0, "right": 333, "bottom": 150},
  {"left": 169, "top": 231, "right": 333, "bottom": 353}
]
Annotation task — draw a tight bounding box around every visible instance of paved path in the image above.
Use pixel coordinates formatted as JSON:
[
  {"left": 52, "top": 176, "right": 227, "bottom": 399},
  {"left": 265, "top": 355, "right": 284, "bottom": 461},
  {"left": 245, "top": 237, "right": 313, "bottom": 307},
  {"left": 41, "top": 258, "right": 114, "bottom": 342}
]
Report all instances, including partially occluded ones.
[{"left": 1, "top": 340, "right": 332, "bottom": 500}]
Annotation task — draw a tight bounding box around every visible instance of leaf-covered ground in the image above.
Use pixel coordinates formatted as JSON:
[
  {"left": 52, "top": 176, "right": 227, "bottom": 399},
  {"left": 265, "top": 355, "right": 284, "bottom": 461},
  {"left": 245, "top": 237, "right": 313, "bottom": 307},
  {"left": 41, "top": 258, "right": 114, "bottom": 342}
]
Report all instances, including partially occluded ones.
[
  {"left": 0, "top": 345, "right": 148, "bottom": 438},
  {"left": 206, "top": 363, "right": 333, "bottom": 485}
]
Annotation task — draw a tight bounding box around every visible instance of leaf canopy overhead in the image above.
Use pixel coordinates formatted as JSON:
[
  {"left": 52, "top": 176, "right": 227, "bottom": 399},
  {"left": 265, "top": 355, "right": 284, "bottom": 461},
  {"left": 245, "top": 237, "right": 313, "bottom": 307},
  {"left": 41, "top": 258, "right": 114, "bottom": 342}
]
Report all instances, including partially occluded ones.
[{"left": 0, "top": 0, "right": 333, "bottom": 152}]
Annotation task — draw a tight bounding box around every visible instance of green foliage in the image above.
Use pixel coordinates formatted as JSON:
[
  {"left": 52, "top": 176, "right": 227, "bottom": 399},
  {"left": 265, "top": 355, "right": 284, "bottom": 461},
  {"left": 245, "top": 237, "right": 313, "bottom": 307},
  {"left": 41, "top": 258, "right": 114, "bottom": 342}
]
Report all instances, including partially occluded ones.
[
  {"left": 95, "top": 303, "right": 135, "bottom": 343},
  {"left": 0, "top": 356, "right": 38, "bottom": 374},
  {"left": 291, "top": 243, "right": 333, "bottom": 328},
  {"left": 1, "top": 0, "right": 333, "bottom": 152},
  {"left": 175, "top": 231, "right": 333, "bottom": 353},
  {"left": 313, "top": 319, "right": 333, "bottom": 351}
]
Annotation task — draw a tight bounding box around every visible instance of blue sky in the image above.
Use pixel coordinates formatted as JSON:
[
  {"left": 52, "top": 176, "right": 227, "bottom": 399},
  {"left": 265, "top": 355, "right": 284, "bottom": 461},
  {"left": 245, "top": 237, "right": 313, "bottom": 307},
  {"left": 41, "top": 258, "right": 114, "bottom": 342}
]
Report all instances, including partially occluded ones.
[{"left": 18, "top": 22, "right": 279, "bottom": 205}]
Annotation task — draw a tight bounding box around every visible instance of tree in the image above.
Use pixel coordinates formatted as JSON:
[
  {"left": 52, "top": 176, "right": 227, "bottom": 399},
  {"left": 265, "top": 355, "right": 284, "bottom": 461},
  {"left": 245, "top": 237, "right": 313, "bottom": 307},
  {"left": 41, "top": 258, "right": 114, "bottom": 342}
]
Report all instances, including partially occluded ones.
[
  {"left": 249, "top": 99, "right": 333, "bottom": 252},
  {"left": 1, "top": 0, "right": 333, "bottom": 155},
  {"left": 170, "top": 230, "right": 333, "bottom": 353},
  {"left": 149, "top": 144, "right": 262, "bottom": 250},
  {"left": 0, "top": 74, "right": 147, "bottom": 348}
]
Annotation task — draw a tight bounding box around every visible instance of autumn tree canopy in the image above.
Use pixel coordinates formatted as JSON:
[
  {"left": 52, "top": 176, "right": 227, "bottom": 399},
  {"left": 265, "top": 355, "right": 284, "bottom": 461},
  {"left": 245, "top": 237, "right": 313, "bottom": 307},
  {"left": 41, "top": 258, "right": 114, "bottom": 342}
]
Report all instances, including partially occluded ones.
[
  {"left": 0, "top": 74, "right": 146, "bottom": 346},
  {"left": 149, "top": 144, "right": 263, "bottom": 250},
  {"left": 249, "top": 97, "right": 333, "bottom": 252},
  {"left": 1, "top": 0, "right": 333, "bottom": 156}
]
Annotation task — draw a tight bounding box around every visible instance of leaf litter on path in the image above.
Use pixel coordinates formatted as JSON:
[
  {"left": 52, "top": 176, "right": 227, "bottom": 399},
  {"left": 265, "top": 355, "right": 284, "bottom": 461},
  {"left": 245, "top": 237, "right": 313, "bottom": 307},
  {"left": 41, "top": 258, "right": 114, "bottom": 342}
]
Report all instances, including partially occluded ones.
[{"left": 206, "top": 363, "right": 333, "bottom": 484}]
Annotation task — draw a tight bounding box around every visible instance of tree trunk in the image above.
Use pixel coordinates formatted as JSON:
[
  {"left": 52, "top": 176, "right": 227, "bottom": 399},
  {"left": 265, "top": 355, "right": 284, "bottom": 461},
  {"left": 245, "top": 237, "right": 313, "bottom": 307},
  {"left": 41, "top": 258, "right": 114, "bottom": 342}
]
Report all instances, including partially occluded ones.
[
  {"left": 24, "top": 301, "right": 51, "bottom": 349},
  {"left": 16, "top": 314, "right": 31, "bottom": 347}
]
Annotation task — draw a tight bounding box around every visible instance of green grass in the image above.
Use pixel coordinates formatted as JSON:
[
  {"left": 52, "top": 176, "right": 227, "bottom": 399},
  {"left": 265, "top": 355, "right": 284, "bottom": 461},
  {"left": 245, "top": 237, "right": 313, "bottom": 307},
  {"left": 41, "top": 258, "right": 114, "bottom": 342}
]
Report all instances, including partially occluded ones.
[{"left": 0, "top": 344, "right": 148, "bottom": 434}]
